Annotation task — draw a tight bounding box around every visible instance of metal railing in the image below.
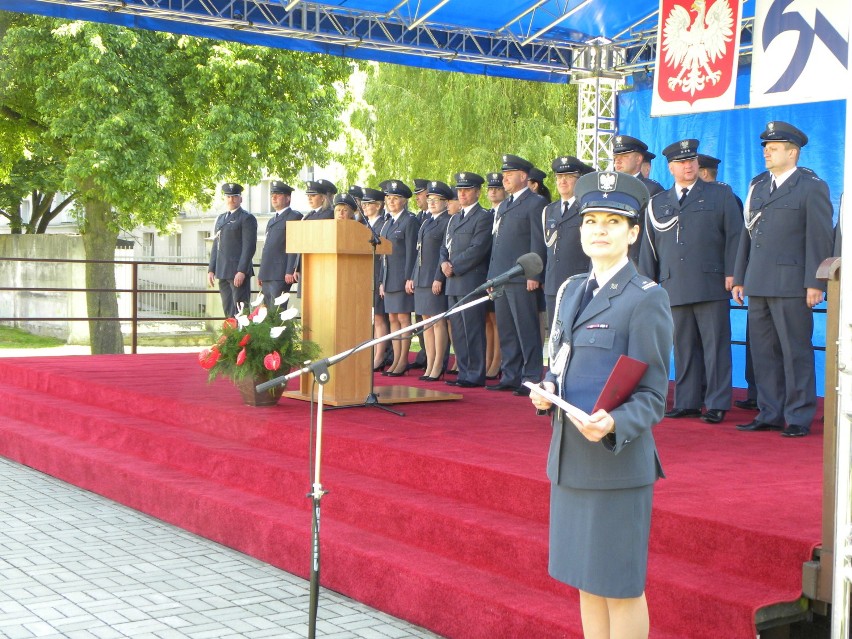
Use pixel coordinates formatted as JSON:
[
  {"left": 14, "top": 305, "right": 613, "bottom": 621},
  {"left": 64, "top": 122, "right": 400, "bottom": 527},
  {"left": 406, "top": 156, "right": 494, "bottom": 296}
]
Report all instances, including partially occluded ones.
[{"left": 0, "top": 255, "right": 230, "bottom": 353}]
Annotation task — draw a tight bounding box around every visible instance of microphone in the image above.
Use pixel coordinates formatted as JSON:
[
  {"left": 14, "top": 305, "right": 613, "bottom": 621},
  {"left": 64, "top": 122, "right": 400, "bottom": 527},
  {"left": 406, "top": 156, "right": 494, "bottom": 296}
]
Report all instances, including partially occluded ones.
[{"left": 473, "top": 252, "right": 543, "bottom": 294}]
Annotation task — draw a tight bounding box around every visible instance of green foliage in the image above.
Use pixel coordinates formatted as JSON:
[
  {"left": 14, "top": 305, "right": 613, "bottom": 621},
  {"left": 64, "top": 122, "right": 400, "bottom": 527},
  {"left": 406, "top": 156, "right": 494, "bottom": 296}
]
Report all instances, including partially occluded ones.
[
  {"left": 359, "top": 63, "right": 578, "bottom": 193},
  {"left": 0, "top": 12, "right": 354, "bottom": 233},
  {"left": 200, "top": 300, "right": 321, "bottom": 384}
]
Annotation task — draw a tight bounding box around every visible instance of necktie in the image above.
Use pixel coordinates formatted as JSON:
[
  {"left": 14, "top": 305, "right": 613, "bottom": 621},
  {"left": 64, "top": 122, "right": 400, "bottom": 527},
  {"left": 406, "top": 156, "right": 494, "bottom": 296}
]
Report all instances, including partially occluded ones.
[
  {"left": 577, "top": 277, "right": 599, "bottom": 317},
  {"left": 507, "top": 194, "right": 514, "bottom": 206},
  {"left": 678, "top": 188, "right": 688, "bottom": 206},
  {"left": 563, "top": 201, "right": 569, "bottom": 217},
  {"left": 770, "top": 179, "right": 777, "bottom": 194}
]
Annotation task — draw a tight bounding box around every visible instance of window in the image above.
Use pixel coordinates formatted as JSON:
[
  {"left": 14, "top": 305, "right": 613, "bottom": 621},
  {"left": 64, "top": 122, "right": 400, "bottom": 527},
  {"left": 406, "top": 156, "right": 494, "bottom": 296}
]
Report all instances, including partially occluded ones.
[{"left": 142, "top": 232, "right": 155, "bottom": 258}]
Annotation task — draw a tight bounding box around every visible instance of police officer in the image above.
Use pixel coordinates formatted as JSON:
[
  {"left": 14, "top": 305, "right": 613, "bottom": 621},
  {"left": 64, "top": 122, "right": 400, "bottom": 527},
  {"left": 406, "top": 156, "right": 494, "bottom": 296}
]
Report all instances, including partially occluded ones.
[
  {"left": 207, "top": 183, "right": 257, "bottom": 318},
  {"left": 379, "top": 180, "right": 420, "bottom": 376},
  {"left": 543, "top": 155, "right": 594, "bottom": 325},
  {"left": 640, "top": 139, "right": 742, "bottom": 424},
  {"left": 303, "top": 179, "right": 336, "bottom": 220},
  {"left": 408, "top": 180, "right": 452, "bottom": 381},
  {"left": 698, "top": 154, "right": 755, "bottom": 410},
  {"left": 484, "top": 171, "right": 505, "bottom": 379},
  {"left": 641, "top": 151, "right": 655, "bottom": 179},
  {"left": 361, "top": 188, "right": 393, "bottom": 371},
  {"left": 439, "top": 172, "right": 493, "bottom": 388},
  {"left": 613, "top": 135, "right": 664, "bottom": 262},
  {"left": 487, "top": 154, "right": 548, "bottom": 395},
  {"left": 732, "top": 122, "right": 834, "bottom": 437},
  {"left": 292, "top": 179, "right": 336, "bottom": 285},
  {"left": 257, "top": 181, "right": 302, "bottom": 309},
  {"left": 413, "top": 179, "right": 430, "bottom": 223}
]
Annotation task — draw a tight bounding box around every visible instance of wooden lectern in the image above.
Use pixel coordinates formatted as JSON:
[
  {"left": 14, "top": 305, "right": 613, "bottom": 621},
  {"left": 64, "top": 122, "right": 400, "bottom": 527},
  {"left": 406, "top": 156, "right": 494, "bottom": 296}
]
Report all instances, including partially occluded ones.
[{"left": 284, "top": 219, "right": 390, "bottom": 406}]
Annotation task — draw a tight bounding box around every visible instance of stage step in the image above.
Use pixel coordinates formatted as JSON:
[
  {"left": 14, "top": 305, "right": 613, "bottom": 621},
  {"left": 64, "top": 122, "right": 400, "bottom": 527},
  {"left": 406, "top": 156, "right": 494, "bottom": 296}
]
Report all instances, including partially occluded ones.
[
  {"left": 0, "top": 413, "right": 587, "bottom": 639},
  {"left": 0, "top": 355, "right": 820, "bottom": 639},
  {"left": 0, "top": 377, "right": 770, "bottom": 638}
]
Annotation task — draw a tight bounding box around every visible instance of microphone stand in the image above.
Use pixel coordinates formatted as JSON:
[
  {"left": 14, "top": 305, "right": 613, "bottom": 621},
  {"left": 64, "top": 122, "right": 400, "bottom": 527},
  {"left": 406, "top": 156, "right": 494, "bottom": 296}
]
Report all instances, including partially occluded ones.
[{"left": 255, "top": 292, "right": 494, "bottom": 639}]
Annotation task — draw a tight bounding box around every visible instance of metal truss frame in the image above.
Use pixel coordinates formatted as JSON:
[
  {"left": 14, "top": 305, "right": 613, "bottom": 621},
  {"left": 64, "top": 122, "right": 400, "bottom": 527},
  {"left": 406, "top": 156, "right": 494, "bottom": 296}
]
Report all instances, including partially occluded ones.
[{"left": 29, "top": 0, "right": 591, "bottom": 76}]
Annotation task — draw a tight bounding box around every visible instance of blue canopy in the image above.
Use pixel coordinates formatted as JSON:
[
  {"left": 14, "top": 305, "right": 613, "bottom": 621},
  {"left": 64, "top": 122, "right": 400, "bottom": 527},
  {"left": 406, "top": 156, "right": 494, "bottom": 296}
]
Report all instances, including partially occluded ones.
[{"left": 0, "top": 0, "right": 755, "bottom": 82}]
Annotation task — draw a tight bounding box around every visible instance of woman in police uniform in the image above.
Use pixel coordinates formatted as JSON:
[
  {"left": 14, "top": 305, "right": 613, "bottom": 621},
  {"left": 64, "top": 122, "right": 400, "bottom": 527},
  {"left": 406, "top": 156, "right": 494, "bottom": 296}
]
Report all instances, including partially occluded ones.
[{"left": 531, "top": 172, "right": 673, "bottom": 639}]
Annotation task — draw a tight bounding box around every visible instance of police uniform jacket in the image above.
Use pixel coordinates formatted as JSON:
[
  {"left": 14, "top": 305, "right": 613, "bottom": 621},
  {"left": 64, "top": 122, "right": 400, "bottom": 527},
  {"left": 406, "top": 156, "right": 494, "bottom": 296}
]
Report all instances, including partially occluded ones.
[
  {"left": 410, "top": 212, "right": 449, "bottom": 288},
  {"left": 258, "top": 208, "right": 303, "bottom": 281},
  {"left": 302, "top": 206, "right": 334, "bottom": 221},
  {"left": 733, "top": 168, "right": 834, "bottom": 296},
  {"left": 543, "top": 263, "right": 672, "bottom": 490},
  {"left": 380, "top": 210, "right": 420, "bottom": 293},
  {"left": 543, "top": 198, "right": 589, "bottom": 296},
  {"left": 488, "top": 189, "right": 547, "bottom": 283},
  {"left": 640, "top": 179, "right": 742, "bottom": 305},
  {"left": 208, "top": 207, "right": 257, "bottom": 279},
  {"left": 439, "top": 203, "right": 493, "bottom": 296}
]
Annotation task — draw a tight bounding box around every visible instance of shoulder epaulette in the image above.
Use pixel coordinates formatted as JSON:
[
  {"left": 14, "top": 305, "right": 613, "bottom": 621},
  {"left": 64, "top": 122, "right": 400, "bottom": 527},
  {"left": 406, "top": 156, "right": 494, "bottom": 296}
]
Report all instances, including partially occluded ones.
[
  {"left": 630, "top": 274, "right": 658, "bottom": 290},
  {"left": 750, "top": 171, "right": 769, "bottom": 186}
]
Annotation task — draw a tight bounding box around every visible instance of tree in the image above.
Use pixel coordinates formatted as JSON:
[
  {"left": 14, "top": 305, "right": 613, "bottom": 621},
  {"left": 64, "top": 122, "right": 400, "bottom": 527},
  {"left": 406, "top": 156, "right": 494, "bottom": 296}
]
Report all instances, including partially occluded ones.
[
  {"left": 356, "top": 63, "right": 578, "bottom": 190},
  {"left": 0, "top": 12, "right": 353, "bottom": 352}
]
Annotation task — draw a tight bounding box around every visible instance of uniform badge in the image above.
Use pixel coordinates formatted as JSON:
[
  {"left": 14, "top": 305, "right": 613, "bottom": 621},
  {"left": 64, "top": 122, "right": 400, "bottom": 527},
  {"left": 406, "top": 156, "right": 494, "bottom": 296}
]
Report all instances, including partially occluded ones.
[{"left": 598, "top": 172, "right": 617, "bottom": 192}]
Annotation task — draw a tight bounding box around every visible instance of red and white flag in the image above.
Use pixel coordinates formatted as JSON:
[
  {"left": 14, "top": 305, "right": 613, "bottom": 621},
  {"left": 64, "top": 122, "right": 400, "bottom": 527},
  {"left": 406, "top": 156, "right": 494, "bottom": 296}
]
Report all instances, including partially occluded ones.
[{"left": 651, "top": 0, "right": 743, "bottom": 116}]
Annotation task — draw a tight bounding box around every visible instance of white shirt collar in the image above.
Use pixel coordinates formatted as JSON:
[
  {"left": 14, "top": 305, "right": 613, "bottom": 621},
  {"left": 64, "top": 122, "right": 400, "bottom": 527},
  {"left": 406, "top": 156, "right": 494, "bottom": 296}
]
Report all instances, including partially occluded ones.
[
  {"left": 591, "top": 256, "right": 629, "bottom": 293},
  {"left": 772, "top": 166, "right": 797, "bottom": 188}
]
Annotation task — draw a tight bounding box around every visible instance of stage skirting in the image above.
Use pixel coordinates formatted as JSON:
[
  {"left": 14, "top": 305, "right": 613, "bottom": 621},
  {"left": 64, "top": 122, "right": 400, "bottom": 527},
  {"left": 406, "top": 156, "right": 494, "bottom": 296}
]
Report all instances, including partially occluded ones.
[{"left": 0, "top": 354, "right": 822, "bottom": 638}]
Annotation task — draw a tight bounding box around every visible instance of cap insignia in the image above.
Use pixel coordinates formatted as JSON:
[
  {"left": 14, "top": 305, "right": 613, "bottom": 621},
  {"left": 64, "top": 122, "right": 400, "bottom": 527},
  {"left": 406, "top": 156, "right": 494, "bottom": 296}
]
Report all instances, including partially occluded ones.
[
  {"left": 680, "top": 140, "right": 689, "bottom": 150},
  {"left": 768, "top": 122, "right": 775, "bottom": 131},
  {"left": 561, "top": 157, "right": 568, "bottom": 163},
  {"left": 391, "top": 182, "right": 398, "bottom": 189},
  {"left": 598, "top": 172, "right": 617, "bottom": 192},
  {"left": 502, "top": 155, "right": 508, "bottom": 162},
  {"left": 431, "top": 181, "right": 437, "bottom": 187},
  {"left": 615, "top": 136, "right": 623, "bottom": 144},
  {"left": 460, "top": 173, "right": 466, "bottom": 180}
]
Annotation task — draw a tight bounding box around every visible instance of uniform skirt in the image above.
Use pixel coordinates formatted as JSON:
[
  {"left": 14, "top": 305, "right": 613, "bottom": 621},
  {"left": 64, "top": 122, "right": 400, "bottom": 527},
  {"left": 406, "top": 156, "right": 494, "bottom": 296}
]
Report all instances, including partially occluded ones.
[
  {"left": 548, "top": 482, "right": 653, "bottom": 599},
  {"left": 414, "top": 287, "right": 447, "bottom": 316},
  {"left": 383, "top": 290, "right": 414, "bottom": 314}
]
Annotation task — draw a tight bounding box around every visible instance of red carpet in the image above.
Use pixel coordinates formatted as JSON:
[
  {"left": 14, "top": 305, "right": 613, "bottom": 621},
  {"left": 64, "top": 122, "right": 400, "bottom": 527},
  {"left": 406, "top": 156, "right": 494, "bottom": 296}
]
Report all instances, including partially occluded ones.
[{"left": 0, "top": 354, "right": 822, "bottom": 638}]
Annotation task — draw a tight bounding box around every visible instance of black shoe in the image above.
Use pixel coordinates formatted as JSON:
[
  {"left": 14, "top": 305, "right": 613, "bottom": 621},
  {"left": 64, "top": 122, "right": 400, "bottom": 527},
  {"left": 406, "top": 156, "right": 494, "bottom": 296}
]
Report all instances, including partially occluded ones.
[
  {"left": 734, "top": 399, "right": 759, "bottom": 410},
  {"left": 487, "top": 383, "right": 519, "bottom": 392},
  {"left": 485, "top": 374, "right": 500, "bottom": 381},
  {"left": 407, "top": 361, "right": 427, "bottom": 371},
  {"left": 512, "top": 386, "right": 531, "bottom": 397},
  {"left": 664, "top": 408, "right": 702, "bottom": 419},
  {"left": 781, "top": 424, "right": 809, "bottom": 438},
  {"left": 456, "top": 381, "right": 484, "bottom": 389},
  {"left": 701, "top": 409, "right": 726, "bottom": 424},
  {"left": 444, "top": 380, "right": 458, "bottom": 387},
  {"left": 384, "top": 370, "right": 406, "bottom": 378},
  {"left": 373, "top": 364, "right": 387, "bottom": 372},
  {"left": 736, "top": 420, "right": 783, "bottom": 432}
]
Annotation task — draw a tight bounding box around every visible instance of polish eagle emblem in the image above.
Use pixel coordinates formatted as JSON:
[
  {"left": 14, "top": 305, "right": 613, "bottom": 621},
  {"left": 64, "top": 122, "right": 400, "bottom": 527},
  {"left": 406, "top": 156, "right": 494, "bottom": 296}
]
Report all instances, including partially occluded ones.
[
  {"left": 662, "top": 0, "right": 735, "bottom": 96},
  {"left": 598, "top": 172, "right": 617, "bottom": 192}
]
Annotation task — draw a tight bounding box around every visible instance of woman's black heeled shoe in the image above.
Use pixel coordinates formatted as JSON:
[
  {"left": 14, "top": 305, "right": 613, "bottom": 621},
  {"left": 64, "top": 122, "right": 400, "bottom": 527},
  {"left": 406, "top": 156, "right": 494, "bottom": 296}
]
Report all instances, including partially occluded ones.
[
  {"left": 418, "top": 374, "right": 431, "bottom": 381},
  {"left": 384, "top": 370, "right": 406, "bottom": 377},
  {"left": 374, "top": 364, "right": 387, "bottom": 372}
]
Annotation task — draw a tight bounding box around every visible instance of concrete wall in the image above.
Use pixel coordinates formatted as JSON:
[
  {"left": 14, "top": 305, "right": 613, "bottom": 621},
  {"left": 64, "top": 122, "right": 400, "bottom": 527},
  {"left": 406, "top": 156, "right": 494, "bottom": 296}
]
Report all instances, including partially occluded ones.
[{"left": 0, "top": 235, "right": 89, "bottom": 343}]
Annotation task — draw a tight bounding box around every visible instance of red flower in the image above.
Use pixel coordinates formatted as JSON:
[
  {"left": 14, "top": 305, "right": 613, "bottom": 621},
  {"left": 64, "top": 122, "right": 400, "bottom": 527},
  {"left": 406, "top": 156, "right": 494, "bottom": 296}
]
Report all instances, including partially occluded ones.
[
  {"left": 239, "top": 334, "right": 251, "bottom": 347},
  {"left": 217, "top": 334, "right": 228, "bottom": 346},
  {"left": 198, "top": 346, "right": 221, "bottom": 370},
  {"left": 222, "top": 317, "right": 238, "bottom": 332},
  {"left": 248, "top": 307, "right": 259, "bottom": 320},
  {"left": 263, "top": 351, "right": 282, "bottom": 371},
  {"left": 236, "top": 347, "right": 247, "bottom": 366}
]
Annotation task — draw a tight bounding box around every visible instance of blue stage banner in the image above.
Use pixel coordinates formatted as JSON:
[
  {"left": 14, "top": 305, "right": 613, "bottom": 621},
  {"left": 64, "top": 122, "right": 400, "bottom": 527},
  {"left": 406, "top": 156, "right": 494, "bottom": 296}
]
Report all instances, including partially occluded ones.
[{"left": 619, "top": 79, "right": 844, "bottom": 395}]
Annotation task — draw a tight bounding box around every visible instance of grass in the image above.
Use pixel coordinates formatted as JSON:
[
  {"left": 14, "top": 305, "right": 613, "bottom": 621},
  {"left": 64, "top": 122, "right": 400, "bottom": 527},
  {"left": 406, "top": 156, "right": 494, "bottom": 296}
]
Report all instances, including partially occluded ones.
[{"left": 0, "top": 325, "right": 66, "bottom": 349}]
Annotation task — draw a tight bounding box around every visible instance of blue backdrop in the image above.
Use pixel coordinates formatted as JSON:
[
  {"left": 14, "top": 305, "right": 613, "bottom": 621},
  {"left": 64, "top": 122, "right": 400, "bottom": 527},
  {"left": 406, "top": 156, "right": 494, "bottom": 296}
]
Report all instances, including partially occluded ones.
[{"left": 617, "top": 75, "right": 846, "bottom": 396}]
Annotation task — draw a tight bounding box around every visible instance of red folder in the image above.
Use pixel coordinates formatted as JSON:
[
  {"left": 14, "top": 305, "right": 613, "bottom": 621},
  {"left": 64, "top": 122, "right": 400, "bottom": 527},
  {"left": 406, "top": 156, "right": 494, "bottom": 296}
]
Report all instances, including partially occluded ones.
[{"left": 592, "top": 355, "right": 648, "bottom": 413}]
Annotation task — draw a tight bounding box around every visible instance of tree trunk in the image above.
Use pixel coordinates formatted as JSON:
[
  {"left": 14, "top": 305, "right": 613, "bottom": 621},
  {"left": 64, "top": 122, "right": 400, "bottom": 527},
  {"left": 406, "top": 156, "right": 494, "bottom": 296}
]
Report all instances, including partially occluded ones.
[{"left": 81, "top": 195, "right": 124, "bottom": 354}]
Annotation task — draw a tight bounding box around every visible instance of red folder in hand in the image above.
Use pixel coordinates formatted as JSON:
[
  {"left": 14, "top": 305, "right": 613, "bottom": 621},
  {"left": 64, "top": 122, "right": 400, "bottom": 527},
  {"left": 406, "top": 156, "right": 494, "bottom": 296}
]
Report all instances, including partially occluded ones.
[{"left": 592, "top": 355, "right": 648, "bottom": 413}]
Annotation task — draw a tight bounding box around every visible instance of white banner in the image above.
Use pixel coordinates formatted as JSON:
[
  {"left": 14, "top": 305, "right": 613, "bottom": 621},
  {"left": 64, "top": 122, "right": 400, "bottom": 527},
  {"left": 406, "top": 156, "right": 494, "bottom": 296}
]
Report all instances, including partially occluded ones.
[
  {"left": 751, "top": 0, "right": 849, "bottom": 107},
  {"left": 651, "top": 0, "right": 743, "bottom": 116}
]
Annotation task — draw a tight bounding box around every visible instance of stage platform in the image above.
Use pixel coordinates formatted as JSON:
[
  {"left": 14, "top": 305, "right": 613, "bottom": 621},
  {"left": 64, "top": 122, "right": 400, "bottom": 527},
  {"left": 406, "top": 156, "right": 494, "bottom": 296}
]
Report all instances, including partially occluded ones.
[{"left": 0, "top": 353, "right": 823, "bottom": 638}]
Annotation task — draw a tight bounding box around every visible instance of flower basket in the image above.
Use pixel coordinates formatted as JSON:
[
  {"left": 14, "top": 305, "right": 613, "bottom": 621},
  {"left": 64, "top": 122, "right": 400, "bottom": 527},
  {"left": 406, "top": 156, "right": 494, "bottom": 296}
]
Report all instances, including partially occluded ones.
[{"left": 199, "top": 293, "right": 321, "bottom": 406}]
